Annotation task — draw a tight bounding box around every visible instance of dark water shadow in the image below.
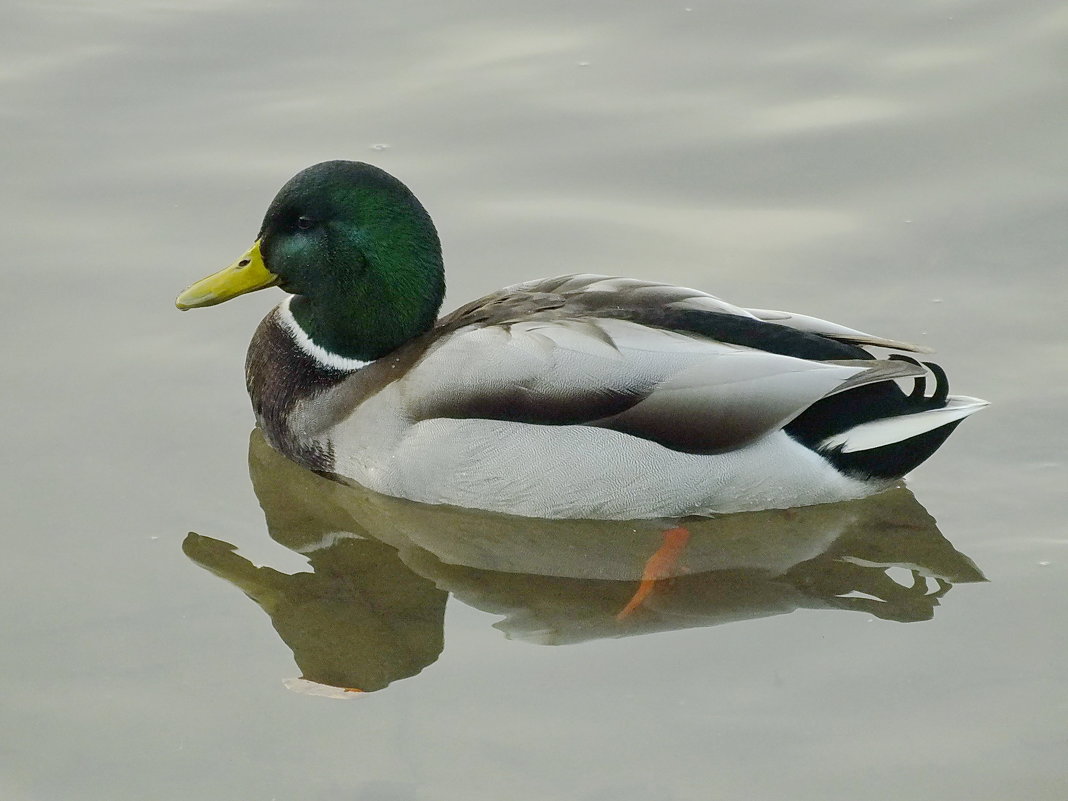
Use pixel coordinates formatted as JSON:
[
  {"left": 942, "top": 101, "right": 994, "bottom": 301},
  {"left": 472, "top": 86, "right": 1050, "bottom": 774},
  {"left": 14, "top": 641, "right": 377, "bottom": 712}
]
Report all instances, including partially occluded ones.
[{"left": 183, "top": 430, "right": 984, "bottom": 694}]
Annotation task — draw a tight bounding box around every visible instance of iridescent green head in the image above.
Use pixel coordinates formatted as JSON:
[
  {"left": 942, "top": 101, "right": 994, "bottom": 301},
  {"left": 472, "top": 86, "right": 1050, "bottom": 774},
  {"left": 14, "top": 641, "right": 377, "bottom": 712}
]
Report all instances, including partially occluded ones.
[{"left": 177, "top": 161, "right": 445, "bottom": 360}]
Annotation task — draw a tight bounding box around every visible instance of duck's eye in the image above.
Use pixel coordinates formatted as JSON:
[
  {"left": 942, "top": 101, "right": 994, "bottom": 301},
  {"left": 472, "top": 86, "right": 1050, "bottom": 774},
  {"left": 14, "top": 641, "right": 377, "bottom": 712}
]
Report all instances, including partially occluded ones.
[{"left": 296, "top": 216, "right": 316, "bottom": 230}]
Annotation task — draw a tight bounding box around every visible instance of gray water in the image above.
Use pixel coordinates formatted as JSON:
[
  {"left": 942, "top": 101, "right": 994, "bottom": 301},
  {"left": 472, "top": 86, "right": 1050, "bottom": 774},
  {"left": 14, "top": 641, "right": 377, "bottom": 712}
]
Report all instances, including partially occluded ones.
[{"left": 4, "top": 2, "right": 1066, "bottom": 799}]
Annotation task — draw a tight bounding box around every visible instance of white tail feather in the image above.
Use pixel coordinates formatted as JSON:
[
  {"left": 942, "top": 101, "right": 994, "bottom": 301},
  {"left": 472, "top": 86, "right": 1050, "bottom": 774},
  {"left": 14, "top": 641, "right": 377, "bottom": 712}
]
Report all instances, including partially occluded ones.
[{"left": 819, "top": 396, "right": 989, "bottom": 454}]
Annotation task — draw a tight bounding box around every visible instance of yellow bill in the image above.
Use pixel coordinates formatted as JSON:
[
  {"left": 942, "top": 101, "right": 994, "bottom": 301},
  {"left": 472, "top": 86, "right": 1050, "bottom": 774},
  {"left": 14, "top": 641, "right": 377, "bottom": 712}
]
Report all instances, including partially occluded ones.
[{"left": 176, "top": 240, "right": 279, "bottom": 310}]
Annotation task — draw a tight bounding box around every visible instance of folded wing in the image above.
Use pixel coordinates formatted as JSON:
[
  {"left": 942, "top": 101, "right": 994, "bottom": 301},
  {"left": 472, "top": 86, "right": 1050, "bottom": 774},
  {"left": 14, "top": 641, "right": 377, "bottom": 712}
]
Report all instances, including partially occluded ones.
[{"left": 401, "top": 313, "right": 926, "bottom": 454}]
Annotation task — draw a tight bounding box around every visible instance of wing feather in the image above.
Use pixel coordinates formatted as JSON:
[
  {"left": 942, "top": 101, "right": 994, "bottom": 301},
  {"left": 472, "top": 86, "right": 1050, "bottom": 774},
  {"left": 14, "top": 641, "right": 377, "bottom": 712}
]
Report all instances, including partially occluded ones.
[
  {"left": 745, "top": 308, "right": 933, "bottom": 353},
  {"left": 397, "top": 315, "right": 922, "bottom": 454}
]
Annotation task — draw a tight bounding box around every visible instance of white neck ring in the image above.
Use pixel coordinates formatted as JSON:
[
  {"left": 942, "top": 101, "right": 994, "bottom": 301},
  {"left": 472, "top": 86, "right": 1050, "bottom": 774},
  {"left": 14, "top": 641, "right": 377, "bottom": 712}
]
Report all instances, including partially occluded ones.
[{"left": 276, "top": 295, "right": 372, "bottom": 372}]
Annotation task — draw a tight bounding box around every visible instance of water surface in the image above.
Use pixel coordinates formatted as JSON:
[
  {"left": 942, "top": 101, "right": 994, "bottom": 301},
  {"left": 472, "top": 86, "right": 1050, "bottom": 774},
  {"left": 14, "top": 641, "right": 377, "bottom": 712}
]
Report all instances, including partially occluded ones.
[{"left": 3, "top": 2, "right": 1066, "bottom": 799}]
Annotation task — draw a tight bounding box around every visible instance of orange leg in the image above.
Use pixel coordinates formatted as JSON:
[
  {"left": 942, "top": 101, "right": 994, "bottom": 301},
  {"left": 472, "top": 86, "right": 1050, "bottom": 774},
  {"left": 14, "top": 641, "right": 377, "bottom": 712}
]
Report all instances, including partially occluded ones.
[{"left": 616, "top": 526, "right": 691, "bottom": 620}]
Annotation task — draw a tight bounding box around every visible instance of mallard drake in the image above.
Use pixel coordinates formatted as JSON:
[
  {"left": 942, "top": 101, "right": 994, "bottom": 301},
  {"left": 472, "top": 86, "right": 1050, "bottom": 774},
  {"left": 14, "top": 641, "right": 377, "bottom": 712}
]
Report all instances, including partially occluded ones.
[{"left": 176, "top": 160, "right": 986, "bottom": 519}]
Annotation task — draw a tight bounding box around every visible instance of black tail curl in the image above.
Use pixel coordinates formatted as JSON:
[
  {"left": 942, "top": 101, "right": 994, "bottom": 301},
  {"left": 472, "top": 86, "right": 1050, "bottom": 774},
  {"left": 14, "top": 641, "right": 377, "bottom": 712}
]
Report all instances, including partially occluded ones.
[
  {"left": 786, "top": 356, "right": 963, "bottom": 480},
  {"left": 888, "top": 355, "right": 949, "bottom": 406}
]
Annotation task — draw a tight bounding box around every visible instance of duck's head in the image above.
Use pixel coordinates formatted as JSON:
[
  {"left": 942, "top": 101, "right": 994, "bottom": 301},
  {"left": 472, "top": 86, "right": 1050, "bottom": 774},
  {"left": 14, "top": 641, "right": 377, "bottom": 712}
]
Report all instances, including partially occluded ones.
[{"left": 176, "top": 161, "right": 445, "bottom": 360}]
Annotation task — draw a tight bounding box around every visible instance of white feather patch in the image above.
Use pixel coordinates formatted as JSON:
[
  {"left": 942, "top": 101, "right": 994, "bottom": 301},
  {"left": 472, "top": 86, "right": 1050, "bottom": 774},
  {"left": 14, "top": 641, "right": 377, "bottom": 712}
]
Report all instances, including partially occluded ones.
[
  {"left": 276, "top": 295, "right": 372, "bottom": 372},
  {"left": 819, "top": 396, "right": 989, "bottom": 453}
]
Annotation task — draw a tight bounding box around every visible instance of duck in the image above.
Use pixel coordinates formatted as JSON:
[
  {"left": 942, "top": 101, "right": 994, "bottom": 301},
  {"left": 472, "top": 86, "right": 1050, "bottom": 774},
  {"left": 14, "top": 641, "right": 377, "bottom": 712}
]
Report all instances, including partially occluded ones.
[{"left": 176, "top": 160, "right": 987, "bottom": 520}]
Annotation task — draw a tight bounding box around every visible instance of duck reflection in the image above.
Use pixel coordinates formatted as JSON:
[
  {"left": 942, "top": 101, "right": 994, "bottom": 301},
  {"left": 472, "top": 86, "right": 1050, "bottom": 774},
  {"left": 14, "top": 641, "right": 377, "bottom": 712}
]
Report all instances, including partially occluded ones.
[{"left": 183, "top": 430, "right": 984, "bottom": 694}]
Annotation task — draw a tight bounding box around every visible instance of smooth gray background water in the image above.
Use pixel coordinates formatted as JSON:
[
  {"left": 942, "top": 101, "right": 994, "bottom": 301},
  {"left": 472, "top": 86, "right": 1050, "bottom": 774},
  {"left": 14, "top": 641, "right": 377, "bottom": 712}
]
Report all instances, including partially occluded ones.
[{"left": 4, "top": 2, "right": 1066, "bottom": 799}]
